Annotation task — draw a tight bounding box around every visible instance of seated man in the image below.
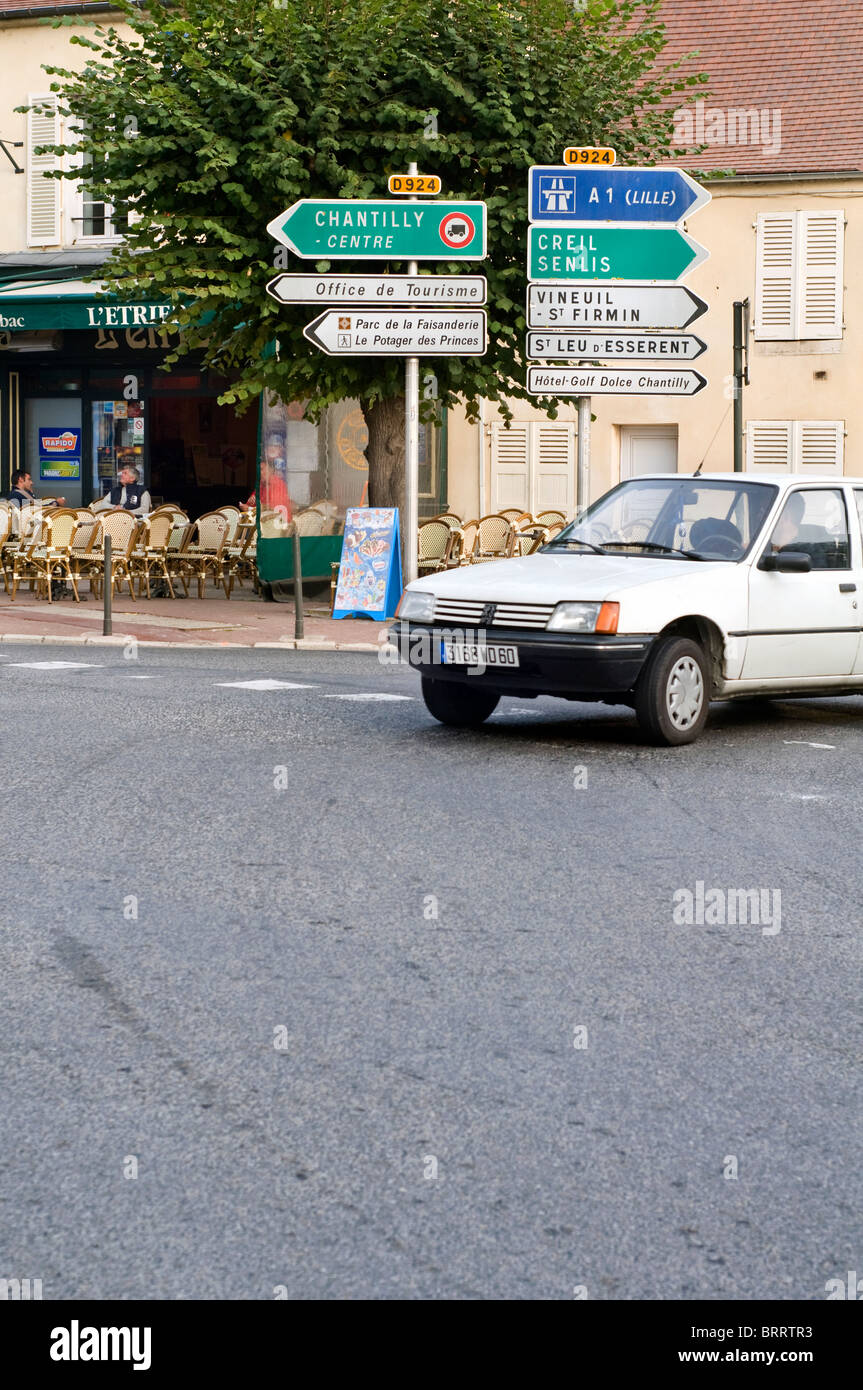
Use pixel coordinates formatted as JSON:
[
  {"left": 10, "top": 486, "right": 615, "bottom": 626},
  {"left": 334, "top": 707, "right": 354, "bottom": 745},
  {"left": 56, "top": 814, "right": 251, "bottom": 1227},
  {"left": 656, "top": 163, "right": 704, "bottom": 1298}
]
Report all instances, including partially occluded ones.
[
  {"left": 93, "top": 464, "right": 151, "bottom": 517},
  {"left": 8, "top": 469, "right": 65, "bottom": 509}
]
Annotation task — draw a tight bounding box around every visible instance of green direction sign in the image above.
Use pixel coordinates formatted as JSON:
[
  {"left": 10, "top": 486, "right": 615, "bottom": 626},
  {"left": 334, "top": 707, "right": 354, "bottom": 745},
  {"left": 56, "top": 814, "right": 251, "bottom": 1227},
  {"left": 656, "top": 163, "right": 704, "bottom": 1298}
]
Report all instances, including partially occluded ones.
[
  {"left": 267, "top": 200, "right": 486, "bottom": 261},
  {"left": 528, "top": 224, "right": 708, "bottom": 281}
]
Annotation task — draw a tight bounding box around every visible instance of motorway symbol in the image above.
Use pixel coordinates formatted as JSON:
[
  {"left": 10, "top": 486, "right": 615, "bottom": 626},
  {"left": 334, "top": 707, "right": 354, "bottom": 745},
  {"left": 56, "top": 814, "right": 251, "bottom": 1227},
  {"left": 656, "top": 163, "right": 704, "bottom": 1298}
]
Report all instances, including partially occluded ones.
[
  {"left": 526, "top": 330, "right": 707, "bottom": 361},
  {"left": 267, "top": 199, "right": 487, "bottom": 260},
  {"left": 527, "top": 366, "right": 707, "bottom": 396},
  {"left": 266, "top": 273, "right": 487, "bottom": 306},
  {"left": 528, "top": 224, "right": 709, "bottom": 281},
  {"left": 527, "top": 282, "right": 708, "bottom": 329},
  {"left": 529, "top": 166, "right": 710, "bottom": 224},
  {"left": 303, "top": 309, "right": 487, "bottom": 355}
]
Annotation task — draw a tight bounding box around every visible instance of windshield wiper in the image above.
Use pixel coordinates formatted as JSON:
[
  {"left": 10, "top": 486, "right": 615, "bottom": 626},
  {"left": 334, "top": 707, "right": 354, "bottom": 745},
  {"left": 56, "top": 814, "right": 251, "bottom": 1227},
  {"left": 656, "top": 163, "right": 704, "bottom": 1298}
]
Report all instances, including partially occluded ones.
[
  {"left": 601, "top": 541, "right": 705, "bottom": 561},
  {"left": 543, "top": 537, "right": 607, "bottom": 555}
]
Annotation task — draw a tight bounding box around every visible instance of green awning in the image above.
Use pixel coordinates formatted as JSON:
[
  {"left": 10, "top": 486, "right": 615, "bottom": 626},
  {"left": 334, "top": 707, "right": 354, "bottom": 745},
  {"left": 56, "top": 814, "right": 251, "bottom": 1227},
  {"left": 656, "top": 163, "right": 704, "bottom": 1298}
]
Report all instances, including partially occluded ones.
[
  {"left": 0, "top": 273, "right": 177, "bottom": 332},
  {"left": 0, "top": 296, "right": 172, "bottom": 332}
]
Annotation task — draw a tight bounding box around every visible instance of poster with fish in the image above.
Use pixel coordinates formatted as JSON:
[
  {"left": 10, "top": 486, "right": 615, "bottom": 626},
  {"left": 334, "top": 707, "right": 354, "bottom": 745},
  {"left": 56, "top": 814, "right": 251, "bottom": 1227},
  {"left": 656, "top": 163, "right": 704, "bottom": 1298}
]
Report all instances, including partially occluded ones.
[{"left": 332, "top": 507, "right": 402, "bottom": 620}]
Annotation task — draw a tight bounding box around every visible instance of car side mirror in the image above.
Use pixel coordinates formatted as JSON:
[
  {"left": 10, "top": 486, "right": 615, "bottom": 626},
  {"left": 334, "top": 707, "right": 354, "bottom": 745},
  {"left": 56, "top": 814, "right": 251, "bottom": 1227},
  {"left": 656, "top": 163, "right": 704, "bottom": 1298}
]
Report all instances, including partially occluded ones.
[{"left": 759, "top": 550, "right": 812, "bottom": 574}]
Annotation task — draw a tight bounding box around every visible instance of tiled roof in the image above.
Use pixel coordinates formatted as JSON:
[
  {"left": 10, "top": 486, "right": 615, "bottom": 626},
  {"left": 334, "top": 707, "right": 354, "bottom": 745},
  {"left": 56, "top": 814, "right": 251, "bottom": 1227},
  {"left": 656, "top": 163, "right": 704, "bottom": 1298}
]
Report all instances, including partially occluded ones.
[{"left": 659, "top": 0, "right": 863, "bottom": 175}]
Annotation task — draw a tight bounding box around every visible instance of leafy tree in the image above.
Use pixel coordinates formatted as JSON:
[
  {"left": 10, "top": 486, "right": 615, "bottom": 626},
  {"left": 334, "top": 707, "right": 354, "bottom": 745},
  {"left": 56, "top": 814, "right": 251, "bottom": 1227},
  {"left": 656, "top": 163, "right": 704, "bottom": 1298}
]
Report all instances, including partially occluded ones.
[{"left": 35, "top": 0, "right": 705, "bottom": 511}]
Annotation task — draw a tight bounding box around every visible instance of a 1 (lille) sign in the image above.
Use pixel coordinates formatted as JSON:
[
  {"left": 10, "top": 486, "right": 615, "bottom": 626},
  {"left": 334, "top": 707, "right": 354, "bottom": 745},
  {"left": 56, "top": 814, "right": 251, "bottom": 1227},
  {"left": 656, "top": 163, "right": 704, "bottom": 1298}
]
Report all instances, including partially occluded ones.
[
  {"left": 528, "top": 166, "right": 710, "bottom": 224},
  {"left": 267, "top": 199, "right": 486, "bottom": 260},
  {"left": 527, "top": 282, "right": 708, "bottom": 329},
  {"left": 526, "top": 330, "right": 707, "bottom": 361},
  {"left": 527, "top": 366, "right": 707, "bottom": 396},
  {"left": 303, "top": 309, "right": 487, "bottom": 356},
  {"left": 528, "top": 225, "right": 708, "bottom": 281},
  {"left": 266, "top": 273, "right": 487, "bottom": 306}
]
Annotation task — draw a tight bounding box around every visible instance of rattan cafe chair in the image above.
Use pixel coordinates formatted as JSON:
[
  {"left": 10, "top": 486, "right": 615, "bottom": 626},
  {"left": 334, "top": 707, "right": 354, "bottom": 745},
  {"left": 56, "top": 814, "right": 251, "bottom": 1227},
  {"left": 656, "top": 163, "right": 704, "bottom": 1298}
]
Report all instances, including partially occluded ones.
[
  {"left": 473, "top": 513, "right": 514, "bottom": 564},
  {"left": 418, "top": 519, "right": 458, "bottom": 575},
  {"left": 134, "top": 511, "right": 176, "bottom": 598},
  {"left": 179, "top": 510, "right": 230, "bottom": 597}
]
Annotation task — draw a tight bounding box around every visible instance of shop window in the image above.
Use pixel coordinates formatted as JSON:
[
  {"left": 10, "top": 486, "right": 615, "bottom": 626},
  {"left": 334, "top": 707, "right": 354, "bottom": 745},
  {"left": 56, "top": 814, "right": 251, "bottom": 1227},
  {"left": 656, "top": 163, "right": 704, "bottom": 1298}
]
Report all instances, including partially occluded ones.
[
  {"left": 25, "top": 397, "right": 83, "bottom": 505},
  {"left": 91, "top": 400, "right": 146, "bottom": 498}
]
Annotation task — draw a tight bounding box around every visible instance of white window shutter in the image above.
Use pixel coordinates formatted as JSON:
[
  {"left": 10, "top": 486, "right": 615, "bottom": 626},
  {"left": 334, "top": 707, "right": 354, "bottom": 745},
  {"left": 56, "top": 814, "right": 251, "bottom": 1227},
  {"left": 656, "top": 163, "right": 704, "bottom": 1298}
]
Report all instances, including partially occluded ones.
[
  {"left": 533, "top": 422, "right": 575, "bottom": 513},
  {"left": 795, "top": 420, "right": 844, "bottom": 474},
  {"left": 798, "top": 211, "right": 844, "bottom": 339},
  {"left": 754, "top": 214, "right": 796, "bottom": 340},
  {"left": 746, "top": 421, "right": 793, "bottom": 471},
  {"left": 27, "top": 93, "right": 60, "bottom": 246},
  {"left": 490, "top": 422, "right": 530, "bottom": 512}
]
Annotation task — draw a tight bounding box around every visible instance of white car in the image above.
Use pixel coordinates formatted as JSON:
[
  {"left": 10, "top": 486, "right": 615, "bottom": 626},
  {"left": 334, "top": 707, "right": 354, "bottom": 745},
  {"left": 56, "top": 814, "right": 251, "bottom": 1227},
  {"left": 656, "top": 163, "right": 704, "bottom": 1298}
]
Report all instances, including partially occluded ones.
[{"left": 393, "top": 473, "right": 863, "bottom": 744}]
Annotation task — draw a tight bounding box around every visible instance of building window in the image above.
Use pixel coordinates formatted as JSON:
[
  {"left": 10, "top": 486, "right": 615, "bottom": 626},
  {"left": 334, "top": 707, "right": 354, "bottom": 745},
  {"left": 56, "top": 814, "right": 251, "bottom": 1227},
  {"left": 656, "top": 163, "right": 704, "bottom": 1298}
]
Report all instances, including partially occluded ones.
[
  {"left": 490, "top": 420, "right": 575, "bottom": 514},
  {"left": 754, "top": 211, "right": 844, "bottom": 341},
  {"left": 64, "top": 124, "right": 126, "bottom": 246},
  {"left": 746, "top": 420, "right": 844, "bottom": 474}
]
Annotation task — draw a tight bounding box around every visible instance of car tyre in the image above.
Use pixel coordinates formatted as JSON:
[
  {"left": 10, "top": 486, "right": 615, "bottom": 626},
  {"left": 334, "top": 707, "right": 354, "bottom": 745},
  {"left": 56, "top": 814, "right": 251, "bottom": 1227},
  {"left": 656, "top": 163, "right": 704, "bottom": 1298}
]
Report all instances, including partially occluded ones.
[
  {"left": 421, "top": 676, "right": 500, "bottom": 727},
  {"left": 634, "top": 636, "right": 709, "bottom": 746}
]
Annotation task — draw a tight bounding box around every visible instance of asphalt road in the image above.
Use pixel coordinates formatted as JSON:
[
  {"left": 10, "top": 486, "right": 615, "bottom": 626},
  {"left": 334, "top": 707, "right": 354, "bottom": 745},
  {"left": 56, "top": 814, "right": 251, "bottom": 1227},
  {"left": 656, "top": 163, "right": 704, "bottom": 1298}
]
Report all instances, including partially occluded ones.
[{"left": 1, "top": 643, "right": 861, "bottom": 1300}]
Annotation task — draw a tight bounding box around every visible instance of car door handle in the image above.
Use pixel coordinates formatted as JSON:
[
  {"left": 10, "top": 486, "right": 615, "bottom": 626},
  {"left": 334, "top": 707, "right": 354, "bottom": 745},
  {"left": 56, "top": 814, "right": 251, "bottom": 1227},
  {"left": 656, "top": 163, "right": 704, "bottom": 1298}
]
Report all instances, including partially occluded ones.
[{"left": 839, "top": 582, "right": 856, "bottom": 592}]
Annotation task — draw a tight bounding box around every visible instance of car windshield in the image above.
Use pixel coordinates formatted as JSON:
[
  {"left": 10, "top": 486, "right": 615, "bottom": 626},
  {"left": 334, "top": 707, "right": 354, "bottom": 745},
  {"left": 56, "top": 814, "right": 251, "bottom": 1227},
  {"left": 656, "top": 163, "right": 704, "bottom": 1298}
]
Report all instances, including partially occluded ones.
[{"left": 548, "top": 478, "right": 779, "bottom": 561}]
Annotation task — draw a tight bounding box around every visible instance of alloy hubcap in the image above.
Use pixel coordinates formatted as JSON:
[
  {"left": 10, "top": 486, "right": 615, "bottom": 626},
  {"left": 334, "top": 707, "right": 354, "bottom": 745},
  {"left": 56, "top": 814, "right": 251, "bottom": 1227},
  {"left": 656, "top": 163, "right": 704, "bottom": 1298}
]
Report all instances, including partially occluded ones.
[{"left": 666, "top": 656, "right": 703, "bottom": 728}]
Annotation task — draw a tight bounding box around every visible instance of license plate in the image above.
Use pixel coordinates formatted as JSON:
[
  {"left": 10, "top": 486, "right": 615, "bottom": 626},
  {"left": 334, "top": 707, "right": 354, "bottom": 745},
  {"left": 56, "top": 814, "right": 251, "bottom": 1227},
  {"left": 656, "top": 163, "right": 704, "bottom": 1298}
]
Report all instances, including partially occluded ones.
[{"left": 441, "top": 641, "right": 520, "bottom": 667}]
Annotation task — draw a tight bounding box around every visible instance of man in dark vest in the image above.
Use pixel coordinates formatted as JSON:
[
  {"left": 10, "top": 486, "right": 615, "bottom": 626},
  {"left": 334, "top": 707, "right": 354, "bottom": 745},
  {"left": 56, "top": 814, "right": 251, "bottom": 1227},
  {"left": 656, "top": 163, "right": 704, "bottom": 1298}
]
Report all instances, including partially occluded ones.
[{"left": 94, "top": 464, "right": 151, "bottom": 517}]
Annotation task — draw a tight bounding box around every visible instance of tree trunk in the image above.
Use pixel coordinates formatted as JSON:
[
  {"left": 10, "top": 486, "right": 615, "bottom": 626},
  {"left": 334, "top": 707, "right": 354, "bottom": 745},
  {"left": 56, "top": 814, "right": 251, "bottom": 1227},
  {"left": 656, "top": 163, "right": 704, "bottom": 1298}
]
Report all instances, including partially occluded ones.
[{"left": 362, "top": 394, "right": 407, "bottom": 570}]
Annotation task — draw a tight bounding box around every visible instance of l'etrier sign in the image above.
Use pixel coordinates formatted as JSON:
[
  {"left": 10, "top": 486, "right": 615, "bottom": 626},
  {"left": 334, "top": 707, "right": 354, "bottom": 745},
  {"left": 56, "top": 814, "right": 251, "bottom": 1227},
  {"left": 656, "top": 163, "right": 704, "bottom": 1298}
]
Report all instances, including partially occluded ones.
[
  {"left": 84, "top": 303, "right": 171, "bottom": 329},
  {"left": 0, "top": 301, "right": 171, "bottom": 332}
]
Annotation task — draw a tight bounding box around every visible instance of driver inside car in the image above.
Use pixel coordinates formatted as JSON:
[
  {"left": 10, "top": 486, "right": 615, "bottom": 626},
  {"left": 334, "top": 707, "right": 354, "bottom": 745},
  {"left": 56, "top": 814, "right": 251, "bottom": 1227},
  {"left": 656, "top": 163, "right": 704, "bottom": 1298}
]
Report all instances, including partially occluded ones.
[{"left": 766, "top": 490, "right": 805, "bottom": 553}]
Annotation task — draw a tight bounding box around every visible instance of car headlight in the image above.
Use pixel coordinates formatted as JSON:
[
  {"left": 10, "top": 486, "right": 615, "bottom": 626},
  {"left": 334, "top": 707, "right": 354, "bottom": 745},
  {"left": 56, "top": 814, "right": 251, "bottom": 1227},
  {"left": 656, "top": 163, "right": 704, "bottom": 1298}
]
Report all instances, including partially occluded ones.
[
  {"left": 396, "top": 589, "right": 436, "bottom": 623},
  {"left": 547, "top": 601, "right": 619, "bottom": 634}
]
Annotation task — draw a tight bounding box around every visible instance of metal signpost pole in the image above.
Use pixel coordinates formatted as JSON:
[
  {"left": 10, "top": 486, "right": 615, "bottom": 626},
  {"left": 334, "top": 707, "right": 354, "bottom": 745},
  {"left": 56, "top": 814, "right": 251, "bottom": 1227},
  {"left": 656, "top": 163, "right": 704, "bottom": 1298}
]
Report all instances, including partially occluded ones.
[
  {"left": 102, "top": 532, "right": 112, "bottom": 636},
  {"left": 732, "top": 299, "right": 749, "bottom": 472},
  {"left": 577, "top": 396, "right": 591, "bottom": 517},
  {"left": 291, "top": 521, "right": 304, "bottom": 640},
  {"left": 404, "top": 161, "right": 420, "bottom": 585}
]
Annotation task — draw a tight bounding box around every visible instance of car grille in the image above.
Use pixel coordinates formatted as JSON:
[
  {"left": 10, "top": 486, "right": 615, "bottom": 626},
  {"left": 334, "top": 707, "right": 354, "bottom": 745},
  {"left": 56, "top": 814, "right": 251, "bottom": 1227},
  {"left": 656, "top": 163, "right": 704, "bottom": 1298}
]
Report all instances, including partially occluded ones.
[{"left": 433, "top": 597, "right": 556, "bottom": 630}]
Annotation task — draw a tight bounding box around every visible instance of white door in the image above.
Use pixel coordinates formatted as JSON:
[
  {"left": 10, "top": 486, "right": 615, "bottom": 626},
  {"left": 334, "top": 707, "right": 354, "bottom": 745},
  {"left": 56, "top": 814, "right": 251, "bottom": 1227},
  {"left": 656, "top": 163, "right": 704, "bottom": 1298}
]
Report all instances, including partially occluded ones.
[
  {"left": 490, "top": 421, "right": 575, "bottom": 515},
  {"left": 852, "top": 489, "right": 863, "bottom": 675},
  {"left": 742, "top": 487, "right": 859, "bottom": 680},
  {"left": 620, "top": 426, "right": 678, "bottom": 480}
]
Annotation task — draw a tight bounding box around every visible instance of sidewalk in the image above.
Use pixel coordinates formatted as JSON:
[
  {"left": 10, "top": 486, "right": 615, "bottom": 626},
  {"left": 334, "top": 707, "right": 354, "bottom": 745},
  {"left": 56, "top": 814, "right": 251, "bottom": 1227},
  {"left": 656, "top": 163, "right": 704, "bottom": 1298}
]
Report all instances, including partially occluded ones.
[{"left": 0, "top": 585, "right": 390, "bottom": 650}]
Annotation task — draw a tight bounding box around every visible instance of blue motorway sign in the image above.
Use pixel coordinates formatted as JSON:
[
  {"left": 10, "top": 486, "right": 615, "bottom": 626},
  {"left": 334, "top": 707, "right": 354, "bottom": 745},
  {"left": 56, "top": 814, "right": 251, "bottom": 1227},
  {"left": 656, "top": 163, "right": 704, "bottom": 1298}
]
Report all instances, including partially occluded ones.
[{"left": 528, "top": 166, "right": 711, "bottom": 225}]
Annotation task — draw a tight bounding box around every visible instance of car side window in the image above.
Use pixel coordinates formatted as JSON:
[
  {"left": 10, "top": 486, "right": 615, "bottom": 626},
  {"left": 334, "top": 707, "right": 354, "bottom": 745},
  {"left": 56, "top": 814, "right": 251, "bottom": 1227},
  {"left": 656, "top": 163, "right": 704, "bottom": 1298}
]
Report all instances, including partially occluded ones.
[
  {"left": 855, "top": 490, "right": 863, "bottom": 548},
  {"left": 766, "top": 489, "right": 851, "bottom": 570}
]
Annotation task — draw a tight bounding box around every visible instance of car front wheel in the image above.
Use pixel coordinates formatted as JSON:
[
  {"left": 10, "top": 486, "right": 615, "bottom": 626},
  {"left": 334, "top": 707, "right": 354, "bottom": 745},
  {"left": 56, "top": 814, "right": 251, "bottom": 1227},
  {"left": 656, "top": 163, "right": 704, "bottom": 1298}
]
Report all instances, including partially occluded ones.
[
  {"left": 635, "top": 636, "right": 709, "bottom": 745},
  {"left": 421, "top": 676, "right": 500, "bottom": 727}
]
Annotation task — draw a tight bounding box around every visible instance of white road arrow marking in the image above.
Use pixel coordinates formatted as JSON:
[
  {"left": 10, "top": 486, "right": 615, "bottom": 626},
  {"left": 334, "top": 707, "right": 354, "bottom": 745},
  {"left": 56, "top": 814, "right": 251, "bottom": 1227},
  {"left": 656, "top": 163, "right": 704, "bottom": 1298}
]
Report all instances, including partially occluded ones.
[
  {"left": 5, "top": 661, "right": 103, "bottom": 670},
  {"left": 216, "top": 679, "right": 316, "bottom": 690},
  {"left": 324, "top": 693, "right": 413, "bottom": 701},
  {"left": 782, "top": 740, "right": 836, "bottom": 750}
]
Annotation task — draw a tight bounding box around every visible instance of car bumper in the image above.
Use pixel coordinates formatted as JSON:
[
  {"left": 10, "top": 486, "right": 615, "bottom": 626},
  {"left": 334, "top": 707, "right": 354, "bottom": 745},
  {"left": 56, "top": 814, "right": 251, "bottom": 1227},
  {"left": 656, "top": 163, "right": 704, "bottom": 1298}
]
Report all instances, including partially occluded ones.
[{"left": 389, "top": 622, "right": 654, "bottom": 698}]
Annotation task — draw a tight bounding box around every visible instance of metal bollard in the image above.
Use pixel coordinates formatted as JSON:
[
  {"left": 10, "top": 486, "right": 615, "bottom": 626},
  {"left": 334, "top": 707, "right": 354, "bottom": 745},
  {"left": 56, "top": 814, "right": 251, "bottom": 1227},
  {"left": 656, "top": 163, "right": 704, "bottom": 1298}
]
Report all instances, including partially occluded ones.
[
  {"left": 102, "top": 532, "right": 112, "bottom": 636},
  {"left": 292, "top": 523, "right": 304, "bottom": 641}
]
